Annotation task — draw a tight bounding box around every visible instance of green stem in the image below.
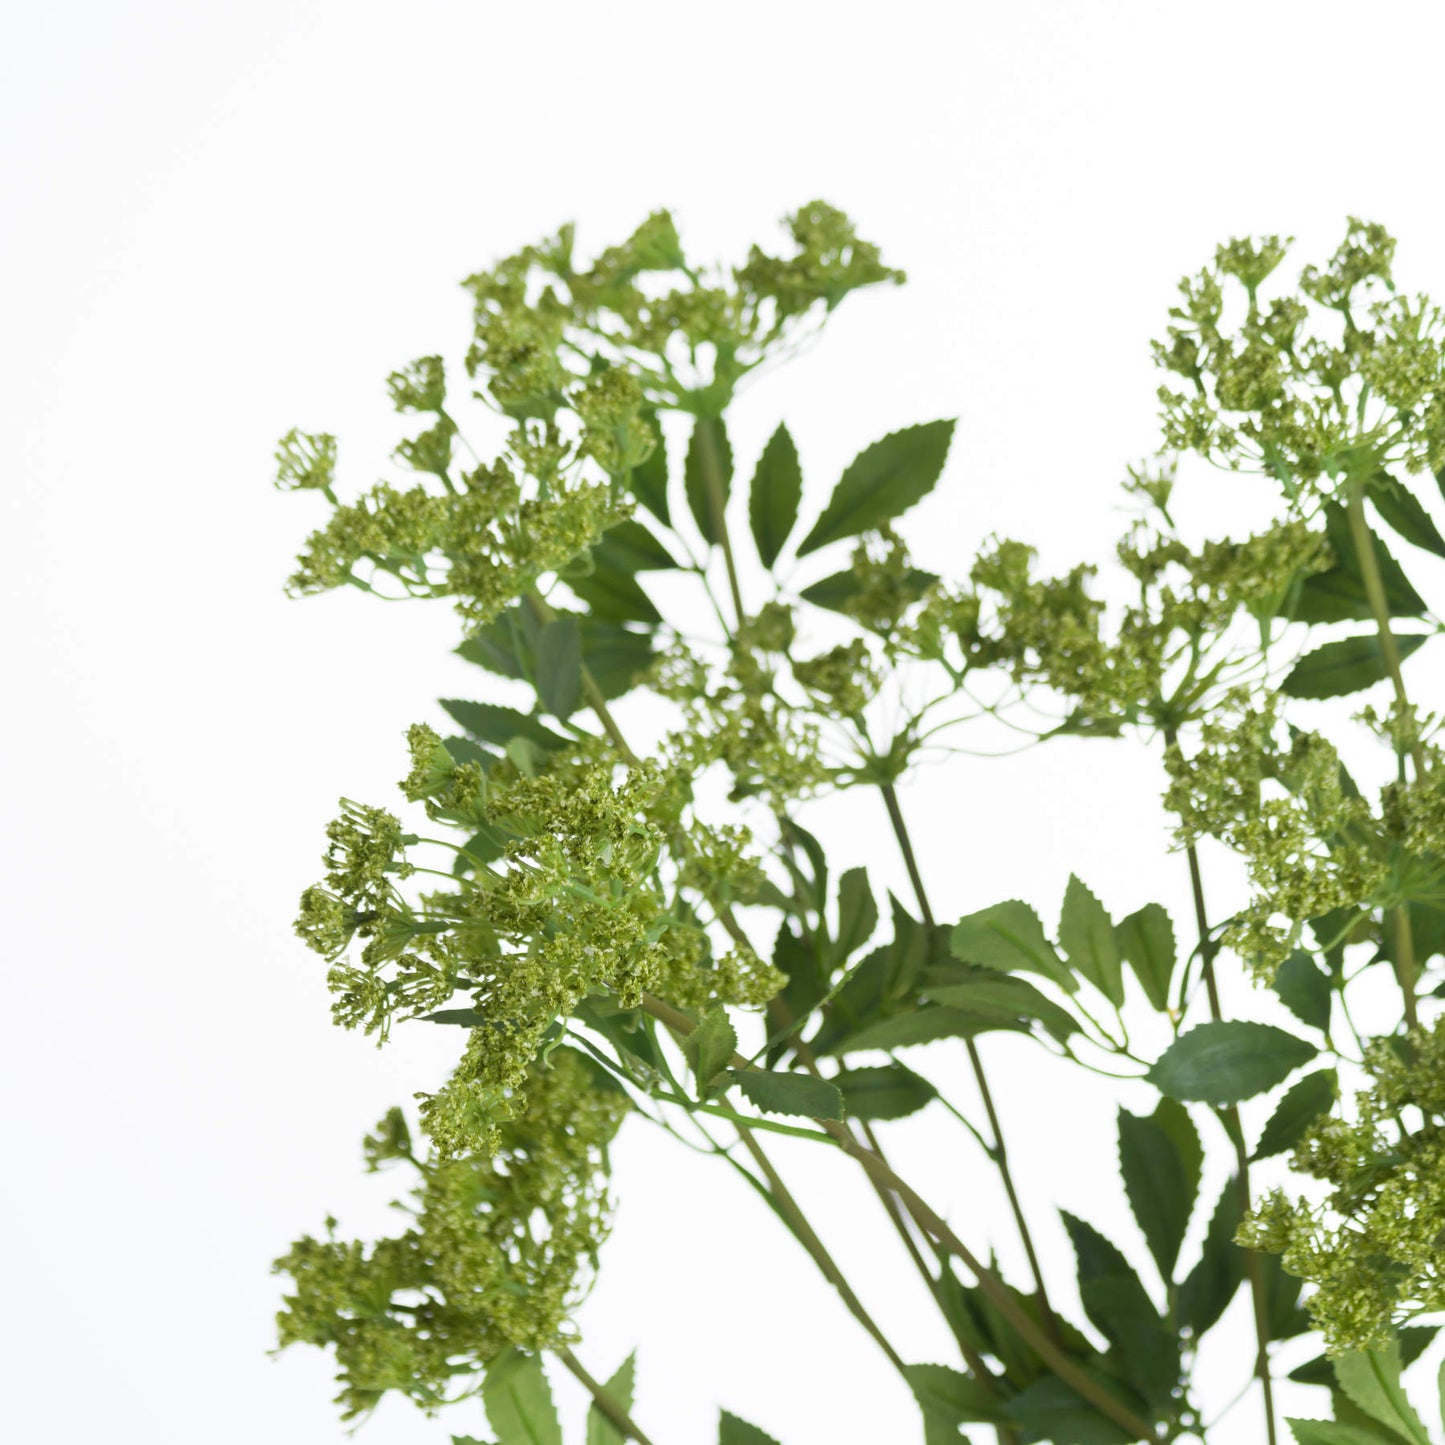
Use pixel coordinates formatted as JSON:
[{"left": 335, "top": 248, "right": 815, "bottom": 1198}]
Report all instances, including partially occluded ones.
[
  {"left": 1176, "top": 818, "right": 1277, "bottom": 1445},
  {"left": 697, "top": 418, "right": 746, "bottom": 625},
  {"left": 880, "top": 781, "right": 1060, "bottom": 1344},
  {"left": 556, "top": 1344, "right": 659, "bottom": 1445},
  {"left": 1345, "top": 484, "right": 1423, "bottom": 1029},
  {"left": 642, "top": 993, "right": 1162, "bottom": 1445}
]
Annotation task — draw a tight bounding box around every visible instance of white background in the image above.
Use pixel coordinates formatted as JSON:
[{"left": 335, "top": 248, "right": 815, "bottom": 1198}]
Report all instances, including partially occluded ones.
[{"left": 6, "top": 3, "right": 1445, "bottom": 1442}]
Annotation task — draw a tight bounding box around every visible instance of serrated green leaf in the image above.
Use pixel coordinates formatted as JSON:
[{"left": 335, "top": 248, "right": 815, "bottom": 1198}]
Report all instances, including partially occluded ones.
[
  {"left": 1254, "top": 1070, "right": 1338, "bottom": 1161},
  {"left": 951, "top": 900, "right": 1075, "bottom": 992},
  {"left": 749, "top": 423, "right": 803, "bottom": 568},
  {"left": 586, "top": 1353, "right": 636, "bottom": 1445},
  {"left": 1059, "top": 875, "right": 1123, "bottom": 1004},
  {"left": 684, "top": 1010, "right": 738, "bottom": 1094},
  {"left": 684, "top": 416, "right": 733, "bottom": 545},
  {"left": 1334, "top": 1341, "right": 1432, "bottom": 1444},
  {"left": 924, "top": 971, "right": 1079, "bottom": 1041},
  {"left": 439, "top": 700, "right": 568, "bottom": 752},
  {"left": 905, "top": 1362, "right": 1007, "bottom": 1424},
  {"left": 1274, "top": 950, "right": 1332, "bottom": 1031},
  {"left": 799, "top": 564, "right": 938, "bottom": 616},
  {"left": 1282, "top": 633, "right": 1428, "bottom": 700},
  {"left": 1117, "top": 1103, "right": 1199, "bottom": 1282},
  {"left": 596, "top": 519, "right": 679, "bottom": 571},
  {"left": 1287, "top": 1421, "right": 1403, "bottom": 1445},
  {"left": 833, "top": 866, "right": 878, "bottom": 965},
  {"left": 796, "top": 420, "right": 955, "bottom": 555},
  {"left": 1369, "top": 474, "right": 1445, "bottom": 559},
  {"left": 567, "top": 558, "right": 662, "bottom": 625},
  {"left": 1148, "top": 1020, "right": 1317, "bottom": 1104},
  {"left": 629, "top": 410, "right": 670, "bottom": 524},
  {"left": 1177, "top": 1177, "right": 1244, "bottom": 1337},
  {"left": 835, "top": 1005, "right": 1026, "bottom": 1054},
  {"left": 835, "top": 1063, "right": 937, "bottom": 1120},
  {"left": 483, "top": 1351, "right": 562, "bottom": 1445},
  {"left": 733, "top": 1068, "right": 842, "bottom": 1119},
  {"left": 1115, "top": 904, "right": 1176, "bottom": 1012},
  {"left": 533, "top": 617, "right": 582, "bottom": 719},
  {"left": 1285, "top": 503, "right": 1426, "bottom": 623},
  {"left": 1002, "top": 1374, "right": 1135, "bottom": 1445},
  {"left": 718, "top": 1410, "right": 781, "bottom": 1445}
]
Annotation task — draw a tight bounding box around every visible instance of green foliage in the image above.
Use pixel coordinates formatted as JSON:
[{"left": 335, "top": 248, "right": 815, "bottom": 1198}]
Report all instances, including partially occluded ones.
[{"left": 274, "top": 205, "right": 1445, "bottom": 1445}]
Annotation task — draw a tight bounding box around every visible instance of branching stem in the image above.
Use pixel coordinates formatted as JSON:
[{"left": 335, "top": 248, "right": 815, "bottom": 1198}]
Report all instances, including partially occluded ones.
[{"left": 556, "top": 1344, "right": 658, "bottom": 1445}]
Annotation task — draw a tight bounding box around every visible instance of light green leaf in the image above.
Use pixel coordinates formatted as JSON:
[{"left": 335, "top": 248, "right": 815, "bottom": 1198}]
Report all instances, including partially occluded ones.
[
  {"left": 951, "top": 900, "right": 1075, "bottom": 992},
  {"left": 748, "top": 423, "right": 803, "bottom": 568},
  {"left": 835, "top": 1063, "right": 937, "bottom": 1120},
  {"left": 1287, "top": 1422, "right": 1404, "bottom": 1445},
  {"left": 483, "top": 1351, "right": 563, "bottom": 1445},
  {"left": 796, "top": 420, "right": 955, "bottom": 555},
  {"left": 1334, "top": 1342, "right": 1432, "bottom": 1444},
  {"left": 1254, "top": 1070, "right": 1337, "bottom": 1161},
  {"left": 684, "top": 416, "right": 734, "bottom": 545},
  {"left": 1281, "top": 633, "right": 1428, "bottom": 700},
  {"left": 1059, "top": 875, "right": 1123, "bottom": 1004},
  {"left": 833, "top": 866, "right": 878, "bottom": 964},
  {"left": 1115, "top": 904, "right": 1176, "bottom": 1012},
  {"left": 534, "top": 618, "right": 582, "bottom": 719},
  {"left": 1148, "top": 1021, "right": 1317, "bottom": 1105},
  {"left": 718, "top": 1409, "right": 782, "bottom": 1445},
  {"left": 733, "top": 1068, "right": 842, "bottom": 1119},
  {"left": 684, "top": 1010, "right": 738, "bottom": 1094},
  {"left": 586, "top": 1352, "right": 636, "bottom": 1445}
]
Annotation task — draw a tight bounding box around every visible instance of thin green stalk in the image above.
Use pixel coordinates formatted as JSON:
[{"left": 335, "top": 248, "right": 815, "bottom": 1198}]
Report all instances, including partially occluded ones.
[
  {"left": 697, "top": 417, "right": 746, "bottom": 624},
  {"left": 880, "top": 781, "right": 1060, "bottom": 1344},
  {"left": 642, "top": 993, "right": 1162, "bottom": 1445},
  {"left": 1178, "top": 824, "right": 1278, "bottom": 1445},
  {"left": 1346, "top": 483, "right": 1423, "bottom": 1029},
  {"left": 556, "top": 1344, "right": 659, "bottom": 1445}
]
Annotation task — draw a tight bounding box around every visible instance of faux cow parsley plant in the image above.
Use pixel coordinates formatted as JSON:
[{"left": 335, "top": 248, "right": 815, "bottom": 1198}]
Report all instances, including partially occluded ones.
[{"left": 271, "top": 205, "right": 1445, "bottom": 1445}]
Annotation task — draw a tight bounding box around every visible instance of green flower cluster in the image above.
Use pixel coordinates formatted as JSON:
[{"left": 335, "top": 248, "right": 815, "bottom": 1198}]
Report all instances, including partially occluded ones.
[
  {"left": 1157, "top": 218, "right": 1445, "bottom": 487},
  {"left": 1240, "top": 1019, "right": 1445, "bottom": 1353},
  {"left": 273, "top": 1050, "right": 627, "bottom": 1420}
]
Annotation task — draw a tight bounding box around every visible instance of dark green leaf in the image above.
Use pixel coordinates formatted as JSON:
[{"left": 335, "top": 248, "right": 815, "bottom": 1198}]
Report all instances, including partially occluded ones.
[
  {"left": 1333, "top": 1341, "right": 1432, "bottom": 1444},
  {"left": 905, "top": 1363, "right": 1007, "bottom": 1424},
  {"left": 1002, "top": 1374, "right": 1134, "bottom": 1445},
  {"left": 1117, "top": 1101, "right": 1200, "bottom": 1281},
  {"left": 717, "top": 1412, "right": 780, "bottom": 1445},
  {"left": 422, "top": 1008, "right": 488, "bottom": 1026},
  {"left": 799, "top": 565, "right": 938, "bottom": 615},
  {"left": 1177, "top": 1178, "right": 1244, "bottom": 1337},
  {"left": 1289, "top": 1354, "right": 1337, "bottom": 1387},
  {"left": 733, "top": 1068, "right": 842, "bottom": 1120},
  {"left": 456, "top": 604, "right": 537, "bottom": 680},
  {"left": 1059, "top": 875, "right": 1124, "bottom": 1004},
  {"left": 1254, "top": 1070, "right": 1338, "bottom": 1161},
  {"left": 796, "top": 420, "right": 955, "bottom": 555},
  {"left": 1282, "top": 633, "right": 1428, "bottom": 700},
  {"left": 1286, "top": 1422, "right": 1402, "bottom": 1445},
  {"left": 1148, "top": 1021, "right": 1317, "bottom": 1105},
  {"left": 749, "top": 423, "right": 803, "bottom": 568},
  {"left": 1115, "top": 903, "right": 1176, "bottom": 1012},
  {"left": 684, "top": 416, "right": 733, "bottom": 545},
  {"left": 835, "top": 1063, "right": 937, "bottom": 1120},
  {"left": 1369, "top": 474, "right": 1445, "bottom": 559},
  {"left": 1285, "top": 503, "right": 1426, "bottom": 624},
  {"left": 483, "top": 1351, "right": 562, "bottom": 1445},
  {"left": 586, "top": 1353, "right": 636, "bottom": 1445},
  {"left": 684, "top": 1010, "right": 738, "bottom": 1094},
  {"left": 951, "top": 900, "right": 1075, "bottom": 991},
  {"left": 925, "top": 970, "right": 1079, "bottom": 1041},
  {"left": 439, "top": 700, "right": 568, "bottom": 752},
  {"left": 453, "top": 824, "right": 506, "bottom": 871},
  {"left": 534, "top": 618, "right": 582, "bottom": 718},
  {"left": 1261, "top": 1251, "right": 1311, "bottom": 1341},
  {"left": 1274, "top": 950, "right": 1333, "bottom": 1032},
  {"left": 629, "top": 410, "right": 670, "bottom": 525},
  {"left": 577, "top": 620, "right": 654, "bottom": 699},
  {"left": 833, "top": 866, "right": 878, "bottom": 965},
  {"left": 834, "top": 1005, "right": 1026, "bottom": 1054},
  {"left": 596, "top": 519, "right": 678, "bottom": 571},
  {"left": 567, "top": 559, "right": 662, "bottom": 625},
  {"left": 442, "top": 734, "right": 492, "bottom": 769}
]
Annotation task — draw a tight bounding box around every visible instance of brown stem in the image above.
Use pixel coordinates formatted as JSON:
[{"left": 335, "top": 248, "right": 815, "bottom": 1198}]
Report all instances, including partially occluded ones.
[
  {"left": 880, "top": 781, "right": 1059, "bottom": 1343},
  {"left": 556, "top": 1345, "right": 658, "bottom": 1445},
  {"left": 642, "top": 993, "right": 1161, "bottom": 1445},
  {"left": 1345, "top": 485, "right": 1423, "bottom": 1030},
  {"left": 1179, "top": 832, "right": 1278, "bottom": 1445}
]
